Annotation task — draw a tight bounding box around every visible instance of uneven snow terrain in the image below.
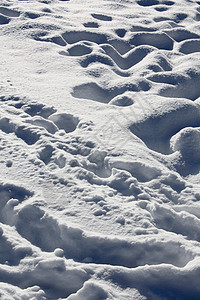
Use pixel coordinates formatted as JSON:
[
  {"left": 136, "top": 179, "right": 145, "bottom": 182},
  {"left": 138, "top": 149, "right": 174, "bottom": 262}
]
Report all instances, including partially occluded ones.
[{"left": 0, "top": 0, "right": 200, "bottom": 299}]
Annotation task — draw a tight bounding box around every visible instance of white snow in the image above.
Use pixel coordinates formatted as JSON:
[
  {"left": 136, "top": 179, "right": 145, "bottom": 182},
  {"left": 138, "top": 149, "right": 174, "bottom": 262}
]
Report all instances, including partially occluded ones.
[{"left": 0, "top": 0, "right": 200, "bottom": 299}]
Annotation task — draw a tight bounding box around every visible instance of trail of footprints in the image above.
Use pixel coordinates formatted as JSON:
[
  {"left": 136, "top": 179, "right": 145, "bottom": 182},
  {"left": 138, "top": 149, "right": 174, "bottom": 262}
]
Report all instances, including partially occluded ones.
[
  {"left": 30, "top": 3, "right": 200, "bottom": 164},
  {"left": 1, "top": 1, "right": 200, "bottom": 160},
  {"left": 29, "top": 3, "right": 200, "bottom": 107},
  {"left": 2, "top": 0, "right": 195, "bottom": 172},
  {"left": 0, "top": 96, "right": 81, "bottom": 168}
]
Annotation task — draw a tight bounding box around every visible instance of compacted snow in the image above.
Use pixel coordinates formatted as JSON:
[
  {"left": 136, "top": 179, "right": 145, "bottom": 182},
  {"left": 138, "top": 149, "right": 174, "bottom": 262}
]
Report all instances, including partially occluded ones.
[{"left": 0, "top": 0, "right": 200, "bottom": 299}]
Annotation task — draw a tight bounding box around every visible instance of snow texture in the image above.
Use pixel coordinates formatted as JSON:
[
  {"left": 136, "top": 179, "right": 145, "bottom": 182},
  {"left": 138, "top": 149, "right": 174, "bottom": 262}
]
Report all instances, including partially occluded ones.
[{"left": 0, "top": 0, "right": 200, "bottom": 299}]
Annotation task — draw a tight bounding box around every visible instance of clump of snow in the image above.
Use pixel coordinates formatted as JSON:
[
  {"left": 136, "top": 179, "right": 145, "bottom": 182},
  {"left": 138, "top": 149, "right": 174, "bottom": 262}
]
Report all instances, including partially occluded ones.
[{"left": 171, "top": 127, "right": 200, "bottom": 163}]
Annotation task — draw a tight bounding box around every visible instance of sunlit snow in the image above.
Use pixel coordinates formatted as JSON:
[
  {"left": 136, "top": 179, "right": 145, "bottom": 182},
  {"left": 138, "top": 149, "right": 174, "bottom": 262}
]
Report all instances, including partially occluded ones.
[{"left": 0, "top": 0, "right": 200, "bottom": 299}]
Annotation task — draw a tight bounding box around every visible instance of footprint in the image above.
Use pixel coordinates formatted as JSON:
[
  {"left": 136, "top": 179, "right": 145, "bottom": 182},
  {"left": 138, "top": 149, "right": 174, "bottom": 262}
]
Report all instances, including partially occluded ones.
[
  {"left": 164, "top": 28, "right": 199, "bottom": 42},
  {"left": 154, "top": 6, "right": 169, "bottom": 11},
  {"left": 39, "top": 0, "right": 51, "bottom": 3},
  {"left": 23, "top": 103, "right": 56, "bottom": 118},
  {"left": 80, "top": 44, "right": 165, "bottom": 79},
  {"left": 153, "top": 16, "right": 170, "bottom": 22},
  {"left": 162, "top": 0, "right": 174, "bottom": 5},
  {"left": 130, "top": 32, "right": 174, "bottom": 50},
  {"left": 0, "top": 14, "right": 9, "bottom": 25},
  {"left": 54, "top": 152, "right": 66, "bottom": 168},
  {"left": 106, "top": 39, "right": 132, "bottom": 55},
  {"left": 147, "top": 72, "right": 187, "bottom": 85},
  {"left": 137, "top": 0, "right": 159, "bottom": 6},
  {"left": 130, "top": 25, "right": 156, "bottom": 33},
  {"left": 25, "top": 12, "right": 40, "bottom": 19},
  {"left": 0, "top": 117, "right": 40, "bottom": 146},
  {"left": 61, "top": 30, "right": 131, "bottom": 55},
  {"left": 83, "top": 22, "right": 99, "bottom": 28},
  {"left": 50, "top": 36, "right": 66, "bottom": 46},
  {"left": 67, "top": 42, "right": 93, "bottom": 56},
  {"left": 0, "top": 7, "right": 20, "bottom": 18},
  {"left": 115, "top": 28, "right": 127, "bottom": 38},
  {"left": 195, "top": 12, "right": 200, "bottom": 21},
  {"left": 71, "top": 82, "right": 139, "bottom": 104},
  {"left": 84, "top": 150, "right": 111, "bottom": 178},
  {"left": 39, "top": 144, "right": 54, "bottom": 165},
  {"left": 0, "top": 117, "right": 15, "bottom": 134},
  {"left": 48, "top": 113, "right": 79, "bottom": 133},
  {"left": 15, "top": 126, "right": 40, "bottom": 145},
  {"left": 62, "top": 30, "right": 108, "bottom": 45},
  {"left": 69, "top": 282, "right": 108, "bottom": 300},
  {"left": 178, "top": 39, "right": 200, "bottom": 54},
  {"left": 41, "top": 7, "right": 52, "bottom": 13},
  {"left": 173, "top": 13, "right": 188, "bottom": 23},
  {"left": 91, "top": 13, "right": 112, "bottom": 21}
]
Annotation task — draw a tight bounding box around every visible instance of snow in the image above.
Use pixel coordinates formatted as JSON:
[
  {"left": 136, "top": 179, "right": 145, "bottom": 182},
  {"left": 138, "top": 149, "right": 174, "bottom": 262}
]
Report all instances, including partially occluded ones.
[{"left": 0, "top": 0, "right": 200, "bottom": 299}]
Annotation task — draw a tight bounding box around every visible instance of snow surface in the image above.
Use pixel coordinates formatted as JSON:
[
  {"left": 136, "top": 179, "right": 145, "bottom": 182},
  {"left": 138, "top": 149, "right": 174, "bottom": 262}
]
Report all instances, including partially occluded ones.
[{"left": 0, "top": 0, "right": 200, "bottom": 299}]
